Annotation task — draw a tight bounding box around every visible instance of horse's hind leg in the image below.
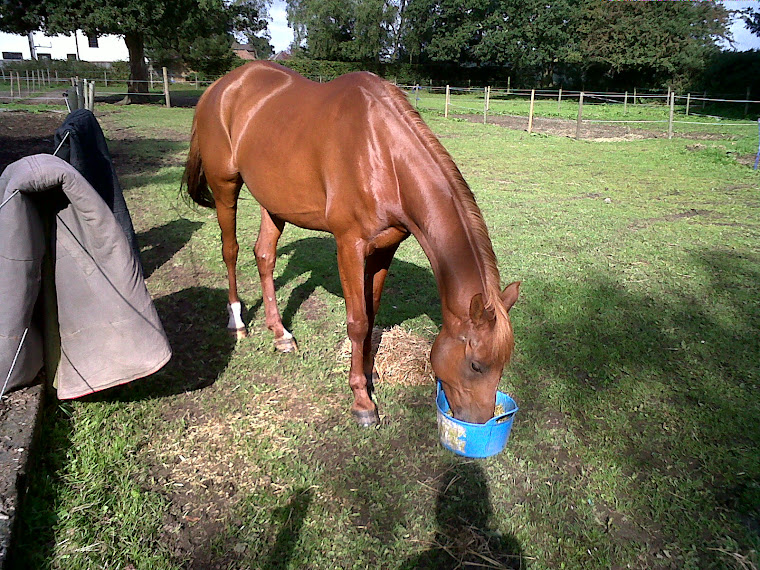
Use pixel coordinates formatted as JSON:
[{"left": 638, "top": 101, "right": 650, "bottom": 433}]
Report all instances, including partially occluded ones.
[
  {"left": 255, "top": 207, "right": 297, "bottom": 353},
  {"left": 210, "top": 176, "right": 246, "bottom": 338}
]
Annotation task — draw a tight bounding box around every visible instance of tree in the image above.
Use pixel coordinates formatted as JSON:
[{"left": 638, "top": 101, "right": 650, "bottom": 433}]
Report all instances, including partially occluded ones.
[
  {"left": 0, "top": 0, "right": 270, "bottom": 102},
  {"left": 287, "top": 0, "right": 396, "bottom": 61},
  {"left": 229, "top": 0, "right": 273, "bottom": 58},
  {"left": 401, "top": 0, "right": 581, "bottom": 82},
  {"left": 475, "top": 0, "right": 583, "bottom": 85},
  {"left": 402, "top": 0, "right": 492, "bottom": 64},
  {"left": 578, "top": 0, "right": 729, "bottom": 90}
]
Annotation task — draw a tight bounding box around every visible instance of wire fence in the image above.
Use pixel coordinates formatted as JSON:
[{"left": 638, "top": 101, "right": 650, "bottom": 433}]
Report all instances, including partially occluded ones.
[
  {"left": 2, "top": 66, "right": 759, "bottom": 143},
  {"left": 399, "top": 84, "right": 760, "bottom": 140}
]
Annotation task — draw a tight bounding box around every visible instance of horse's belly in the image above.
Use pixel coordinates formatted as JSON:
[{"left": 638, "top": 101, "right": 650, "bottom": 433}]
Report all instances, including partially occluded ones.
[{"left": 248, "top": 185, "right": 329, "bottom": 231}]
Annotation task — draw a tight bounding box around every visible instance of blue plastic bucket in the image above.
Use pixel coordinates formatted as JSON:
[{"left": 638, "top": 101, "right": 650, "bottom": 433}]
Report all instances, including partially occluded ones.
[{"left": 436, "top": 380, "right": 518, "bottom": 458}]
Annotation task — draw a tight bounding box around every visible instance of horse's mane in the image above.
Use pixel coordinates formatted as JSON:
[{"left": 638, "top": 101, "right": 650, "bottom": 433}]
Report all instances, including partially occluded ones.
[{"left": 382, "top": 82, "right": 513, "bottom": 360}]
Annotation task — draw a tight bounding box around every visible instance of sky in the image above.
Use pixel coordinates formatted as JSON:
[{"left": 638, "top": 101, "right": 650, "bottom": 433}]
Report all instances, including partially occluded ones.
[
  {"left": 721, "top": 0, "right": 760, "bottom": 50},
  {"left": 269, "top": 0, "right": 294, "bottom": 54},
  {"left": 267, "top": 0, "right": 760, "bottom": 54}
]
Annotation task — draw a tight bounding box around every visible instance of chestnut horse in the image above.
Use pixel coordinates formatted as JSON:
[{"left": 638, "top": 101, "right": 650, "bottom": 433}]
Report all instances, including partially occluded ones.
[{"left": 183, "top": 61, "right": 519, "bottom": 426}]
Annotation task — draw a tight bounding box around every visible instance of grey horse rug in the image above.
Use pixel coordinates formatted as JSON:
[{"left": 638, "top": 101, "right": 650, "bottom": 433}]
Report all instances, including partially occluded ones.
[{"left": 0, "top": 154, "right": 171, "bottom": 398}]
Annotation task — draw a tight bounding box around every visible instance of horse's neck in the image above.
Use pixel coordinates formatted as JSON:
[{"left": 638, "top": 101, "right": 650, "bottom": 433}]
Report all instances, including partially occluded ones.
[{"left": 408, "top": 187, "right": 488, "bottom": 322}]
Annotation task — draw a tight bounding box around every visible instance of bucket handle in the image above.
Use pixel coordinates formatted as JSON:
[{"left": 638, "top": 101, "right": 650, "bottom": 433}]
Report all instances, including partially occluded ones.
[
  {"left": 488, "top": 406, "right": 518, "bottom": 425},
  {"left": 437, "top": 380, "right": 518, "bottom": 424}
]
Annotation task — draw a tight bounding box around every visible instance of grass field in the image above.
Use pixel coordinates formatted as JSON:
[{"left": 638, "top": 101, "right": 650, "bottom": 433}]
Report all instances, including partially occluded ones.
[{"left": 7, "top": 100, "right": 760, "bottom": 569}]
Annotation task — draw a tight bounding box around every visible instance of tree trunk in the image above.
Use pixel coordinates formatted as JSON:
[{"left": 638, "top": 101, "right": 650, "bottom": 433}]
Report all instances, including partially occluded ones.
[
  {"left": 122, "top": 32, "right": 149, "bottom": 104},
  {"left": 27, "top": 32, "right": 37, "bottom": 60}
]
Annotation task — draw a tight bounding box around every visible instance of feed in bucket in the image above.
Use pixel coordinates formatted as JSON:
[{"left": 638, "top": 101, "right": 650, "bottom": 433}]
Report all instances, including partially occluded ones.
[{"left": 436, "top": 380, "right": 518, "bottom": 458}]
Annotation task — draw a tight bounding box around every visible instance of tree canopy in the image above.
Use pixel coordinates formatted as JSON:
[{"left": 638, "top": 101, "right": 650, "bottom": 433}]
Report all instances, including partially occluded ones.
[
  {"left": 0, "top": 0, "right": 271, "bottom": 99},
  {"left": 286, "top": 0, "right": 729, "bottom": 89}
]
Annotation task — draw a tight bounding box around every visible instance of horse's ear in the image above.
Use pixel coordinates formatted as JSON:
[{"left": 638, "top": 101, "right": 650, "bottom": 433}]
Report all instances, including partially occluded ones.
[
  {"left": 501, "top": 281, "right": 520, "bottom": 312},
  {"left": 469, "top": 293, "right": 485, "bottom": 323},
  {"left": 469, "top": 293, "right": 495, "bottom": 324}
]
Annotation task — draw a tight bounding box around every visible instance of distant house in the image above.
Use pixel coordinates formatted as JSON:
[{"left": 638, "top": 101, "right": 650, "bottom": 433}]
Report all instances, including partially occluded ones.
[
  {"left": 271, "top": 51, "right": 292, "bottom": 62},
  {"left": 232, "top": 42, "right": 259, "bottom": 61},
  {"left": 0, "top": 31, "right": 128, "bottom": 64}
]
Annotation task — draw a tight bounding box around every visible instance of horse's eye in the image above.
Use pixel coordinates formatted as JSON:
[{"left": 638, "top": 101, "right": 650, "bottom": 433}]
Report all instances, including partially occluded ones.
[{"left": 471, "top": 361, "right": 483, "bottom": 374}]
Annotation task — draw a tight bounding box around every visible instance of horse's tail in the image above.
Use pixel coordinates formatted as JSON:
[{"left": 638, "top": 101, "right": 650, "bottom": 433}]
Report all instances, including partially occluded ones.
[{"left": 181, "top": 116, "right": 216, "bottom": 209}]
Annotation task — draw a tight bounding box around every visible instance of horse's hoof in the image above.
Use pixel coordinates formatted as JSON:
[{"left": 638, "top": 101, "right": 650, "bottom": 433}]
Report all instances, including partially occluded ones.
[
  {"left": 352, "top": 408, "right": 380, "bottom": 427},
  {"left": 228, "top": 327, "right": 248, "bottom": 340},
  {"left": 274, "top": 337, "right": 298, "bottom": 353}
]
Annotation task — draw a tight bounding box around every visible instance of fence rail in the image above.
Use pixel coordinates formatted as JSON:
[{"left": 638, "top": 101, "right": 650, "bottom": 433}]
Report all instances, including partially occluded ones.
[
  {"left": 2, "top": 68, "right": 759, "bottom": 141},
  {"left": 399, "top": 84, "right": 760, "bottom": 140}
]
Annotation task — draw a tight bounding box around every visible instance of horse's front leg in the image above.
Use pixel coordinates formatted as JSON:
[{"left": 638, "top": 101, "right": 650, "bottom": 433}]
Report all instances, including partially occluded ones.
[
  {"left": 337, "top": 238, "right": 379, "bottom": 426},
  {"left": 255, "top": 207, "right": 297, "bottom": 352},
  {"left": 363, "top": 244, "right": 401, "bottom": 388}
]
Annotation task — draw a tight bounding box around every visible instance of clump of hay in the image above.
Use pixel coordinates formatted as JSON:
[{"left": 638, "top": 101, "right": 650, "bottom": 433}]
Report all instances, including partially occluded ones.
[{"left": 339, "top": 326, "right": 434, "bottom": 386}]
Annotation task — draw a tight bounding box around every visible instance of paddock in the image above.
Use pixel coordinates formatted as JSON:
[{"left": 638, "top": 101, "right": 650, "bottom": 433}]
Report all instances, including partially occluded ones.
[{"left": 2, "top": 102, "right": 759, "bottom": 569}]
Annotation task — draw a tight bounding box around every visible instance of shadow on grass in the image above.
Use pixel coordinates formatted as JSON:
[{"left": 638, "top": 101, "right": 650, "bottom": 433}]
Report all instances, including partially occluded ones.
[
  {"left": 9, "top": 284, "right": 236, "bottom": 566},
  {"left": 137, "top": 218, "right": 203, "bottom": 279},
  {"left": 400, "top": 461, "right": 524, "bottom": 570},
  {"left": 247, "top": 236, "right": 442, "bottom": 331},
  {"left": 263, "top": 487, "right": 314, "bottom": 570},
  {"left": 513, "top": 248, "right": 760, "bottom": 561},
  {"left": 96, "top": 286, "right": 237, "bottom": 402},
  {"left": 6, "top": 398, "right": 74, "bottom": 570}
]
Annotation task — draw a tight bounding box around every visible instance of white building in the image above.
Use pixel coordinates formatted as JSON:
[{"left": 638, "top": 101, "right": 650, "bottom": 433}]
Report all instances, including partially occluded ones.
[{"left": 0, "top": 31, "right": 128, "bottom": 64}]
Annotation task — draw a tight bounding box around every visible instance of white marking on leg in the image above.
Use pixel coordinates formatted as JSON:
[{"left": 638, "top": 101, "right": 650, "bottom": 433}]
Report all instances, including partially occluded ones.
[{"left": 227, "top": 302, "right": 245, "bottom": 330}]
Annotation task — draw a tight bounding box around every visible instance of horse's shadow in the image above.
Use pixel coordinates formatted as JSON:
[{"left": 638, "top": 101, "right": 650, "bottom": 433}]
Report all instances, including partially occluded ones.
[
  {"left": 137, "top": 218, "right": 203, "bottom": 279},
  {"left": 247, "top": 236, "right": 442, "bottom": 331},
  {"left": 401, "top": 460, "right": 524, "bottom": 569}
]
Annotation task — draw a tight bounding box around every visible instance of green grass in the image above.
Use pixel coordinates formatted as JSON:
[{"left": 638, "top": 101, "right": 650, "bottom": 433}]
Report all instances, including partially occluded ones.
[
  {"left": 410, "top": 90, "right": 760, "bottom": 145},
  {"left": 8, "top": 102, "right": 760, "bottom": 569}
]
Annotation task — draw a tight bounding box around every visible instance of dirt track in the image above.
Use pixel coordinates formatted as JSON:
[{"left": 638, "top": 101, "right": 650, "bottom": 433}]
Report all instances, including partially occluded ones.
[{"left": 457, "top": 113, "right": 732, "bottom": 141}]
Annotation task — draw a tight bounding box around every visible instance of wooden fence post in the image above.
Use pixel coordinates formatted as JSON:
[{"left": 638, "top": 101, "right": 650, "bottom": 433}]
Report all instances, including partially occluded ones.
[
  {"left": 89, "top": 80, "right": 95, "bottom": 111},
  {"left": 163, "top": 67, "right": 171, "bottom": 108},
  {"left": 624, "top": 91, "right": 628, "bottom": 114},
  {"left": 483, "top": 86, "right": 489, "bottom": 124},
  {"left": 104, "top": 70, "right": 108, "bottom": 87},
  {"left": 745, "top": 87, "right": 751, "bottom": 117},
  {"left": 9, "top": 72, "right": 13, "bottom": 98},
  {"left": 633, "top": 87, "right": 637, "bottom": 105},
  {"left": 668, "top": 91, "right": 675, "bottom": 139},
  {"left": 507, "top": 76, "right": 511, "bottom": 96},
  {"left": 557, "top": 88, "right": 562, "bottom": 113},
  {"left": 528, "top": 88, "right": 535, "bottom": 133},
  {"left": 445, "top": 84, "right": 450, "bottom": 118},
  {"left": 576, "top": 92, "right": 584, "bottom": 140},
  {"left": 16, "top": 73, "right": 21, "bottom": 97},
  {"left": 702, "top": 91, "right": 707, "bottom": 110},
  {"left": 685, "top": 92, "right": 691, "bottom": 116}
]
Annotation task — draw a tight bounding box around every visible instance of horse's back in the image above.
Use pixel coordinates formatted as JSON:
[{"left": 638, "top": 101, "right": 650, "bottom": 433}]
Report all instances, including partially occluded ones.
[{"left": 195, "top": 62, "right": 415, "bottom": 233}]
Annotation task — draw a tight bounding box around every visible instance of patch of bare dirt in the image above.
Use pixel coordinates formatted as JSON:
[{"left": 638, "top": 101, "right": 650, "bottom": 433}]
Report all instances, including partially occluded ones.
[
  {"left": 458, "top": 113, "right": 734, "bottom": 141},
  {"left": 0, "top": 110, "right": 64, "bottom": 171},
  {"left": 628, "top": 208, "right": 716, "bottom": 231}
]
